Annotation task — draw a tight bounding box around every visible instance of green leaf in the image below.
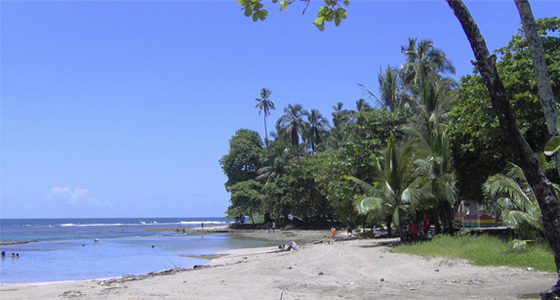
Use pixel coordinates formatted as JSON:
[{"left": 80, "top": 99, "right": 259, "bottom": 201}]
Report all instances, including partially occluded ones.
[
  {"left": 272, "top": 0, "right": 278, "bottom": 3},
  {"left": 556, "top": 116, "right": 560, "bottom": 133},
  {"left": 544, "top": 136, "right": 560, "bottom": 156},
  {"left": 279, "top": 0, "right": 288, "bottom": 10},
  {"left": 244, "top": 5, "right": 252, "bottom": 17},
  {"left": 335, "top": 16, "right": 341, "bottom": 26},
  {"left": 252, "top": 12, "right": 258, "bottom": 22},
  {"left": 343, "top": 0, "right": 349, "bottom": 5},
  {"left": 258, "top": 10, "right": 268, "bottom": 20}
]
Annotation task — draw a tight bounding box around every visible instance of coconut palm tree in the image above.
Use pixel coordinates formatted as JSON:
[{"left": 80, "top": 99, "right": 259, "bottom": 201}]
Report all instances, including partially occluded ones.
[
  {"left": 256, "top": 143, "right": 295, "bottom": 187},
  {"left": 255, "top": 88, "right": 275, "bottom": 148},
  {"left": 359, "top": 66, "right": 412, "bottom": 112},
  {"left": 406, "top": 123, "right": 458, "bottom": 234},
  {"left": 276, "top": 104, "right": 308, "bottom": 167},
  {"left": 411, "top": 75, "right": 458, "bottom": 126},
  {"left": 348, "top": 133, "right": 424, "bottom": 241},
  {"left": 355, "top": 98, "right": 372, "bottom": 113},
  {"left": 484, "top": 162, "right": 546, "bottom": 240},
  {"left": 400, "top": 37, "right": 456, "bottom": 88},
  {"left": 323, "top": 103, "right": 350, "bottom": 150},
  {"left": 305, "top": 109, "right": 330, "bottom": 154}
]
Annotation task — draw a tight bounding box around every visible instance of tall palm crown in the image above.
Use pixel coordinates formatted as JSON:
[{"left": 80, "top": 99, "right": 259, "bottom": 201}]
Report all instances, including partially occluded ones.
[
  {"left": 400, "top": 38, "right": 456, "bottom": 88},
  {"left": 276, "top": 104, "right": 308, "bottom": 167},
  {"left": 305, "top": 109, "right": 330, "bottom": 154},
  {"left": 419, "top": 77, "right": 457, "bottom": 123},
  {"left": 377, "top": 66, "right": 410, "bottom": 112},
  {"left": 331, "top": 102, "right": 351, "bottom": 129},
  {"left": 326, "top": 102, "right": 351, "bottom": 150},
  {"left": 255, "top": 88, "right": 275, "bottom": 148},
  {"left": 400, "top": 38, "right": 457, "bottom": 126}
]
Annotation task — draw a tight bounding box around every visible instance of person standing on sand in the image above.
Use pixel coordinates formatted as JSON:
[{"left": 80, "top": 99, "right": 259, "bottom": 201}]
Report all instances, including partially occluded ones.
[
  {"left": 331, "top": 226, "right": 337, "bottom": 239},
  {"left": 422, "top": 214, "right": 430, "bottom": 236},
  {"left": 272, "top": 222, "right": 276, "bottom": 232},
  {"left": 201, "top": 222, "right": 204, "bottom": 231}
]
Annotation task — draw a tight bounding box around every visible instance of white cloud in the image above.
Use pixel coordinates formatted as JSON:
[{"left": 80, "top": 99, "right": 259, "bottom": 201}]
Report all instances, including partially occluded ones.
[{"left": 45, "top": 187, "right": 112, "bottom": 206}]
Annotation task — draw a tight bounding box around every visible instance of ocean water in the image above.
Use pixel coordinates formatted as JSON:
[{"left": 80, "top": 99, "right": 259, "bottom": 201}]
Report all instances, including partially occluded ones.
[{"left": 0, "top": 218, "right": 275, "bottom": 283}]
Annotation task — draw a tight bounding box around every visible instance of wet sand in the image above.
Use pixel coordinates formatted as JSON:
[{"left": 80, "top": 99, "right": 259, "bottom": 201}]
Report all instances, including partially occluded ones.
[{"left": 0, "top": 227, "right": 555, "bottom": 300}]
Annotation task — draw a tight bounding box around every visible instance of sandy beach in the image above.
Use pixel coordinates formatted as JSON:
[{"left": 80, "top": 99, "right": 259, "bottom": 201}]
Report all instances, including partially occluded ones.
[{"left": 0, "top": 228, "right": 556, "bottom": 300}]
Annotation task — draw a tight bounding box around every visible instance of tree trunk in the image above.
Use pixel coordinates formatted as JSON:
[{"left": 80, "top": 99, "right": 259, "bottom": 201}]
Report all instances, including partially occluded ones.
[
  {"left": 434, "top": 210, "right": 442, "bottom": 235},
  {"left": 385, "top": 216, "right": 392, "bottom": 236},
  {"left": 264, "top": 212, "right": 272, "bottom": 224},
  {"left": 264, "top": 114, "right": 269, "bottom": 149},
  {"left": 447, "top": 202, "right": 455, "bottom": 235},
  {"left": 514, "top": 0, "right": 560, "bottom": 176},
  {"left": 385, "top": 217, "right": 392, "bottom": 236},
  {"left": 446, "top": 0, "right": 560, "bottom": 293},
  {"left": 398, "top": 219, "right": 405, "bottom": 242},
  {"left": 441, "top": 208, "right": 449, "bottom": 234}
]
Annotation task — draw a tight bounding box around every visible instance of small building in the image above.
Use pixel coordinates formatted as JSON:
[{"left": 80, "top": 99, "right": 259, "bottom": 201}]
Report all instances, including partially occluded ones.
[{"left": 454, "top": 200, "right": 496, "bottom": 228}]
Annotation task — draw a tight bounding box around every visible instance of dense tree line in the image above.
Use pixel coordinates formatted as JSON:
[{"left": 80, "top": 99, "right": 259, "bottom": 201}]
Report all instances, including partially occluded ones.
[{"left": 220, "top": 18, "right": 559, "bottom": 242}]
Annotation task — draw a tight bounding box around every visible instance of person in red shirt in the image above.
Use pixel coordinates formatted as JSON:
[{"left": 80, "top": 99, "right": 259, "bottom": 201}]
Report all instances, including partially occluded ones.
[
  {"left": 422, "top": 214, "right": 430, "bottom": 236},
  {"left": 406, "top": 220, "right": 419, "bottom": 242}
]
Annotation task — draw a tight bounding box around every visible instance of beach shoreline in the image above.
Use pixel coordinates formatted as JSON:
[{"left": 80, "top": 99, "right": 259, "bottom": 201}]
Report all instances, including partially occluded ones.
[{"left": 1, "top": 229, "right": 555, "bottom": 299}]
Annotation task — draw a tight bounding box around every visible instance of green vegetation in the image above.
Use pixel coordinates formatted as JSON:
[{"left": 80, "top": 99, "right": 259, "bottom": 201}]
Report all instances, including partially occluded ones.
[
  {"left": 219, "top": 18, "right": 560, "bottom": 247},
  {"left": 395, "top": 235, "right": 555, "bottom": 273}
]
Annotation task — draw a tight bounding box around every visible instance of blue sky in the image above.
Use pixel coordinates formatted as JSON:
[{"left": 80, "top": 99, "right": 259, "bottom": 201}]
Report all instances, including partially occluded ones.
[{"left": 1, "top": 0, "right": 558, "bottom": 219}]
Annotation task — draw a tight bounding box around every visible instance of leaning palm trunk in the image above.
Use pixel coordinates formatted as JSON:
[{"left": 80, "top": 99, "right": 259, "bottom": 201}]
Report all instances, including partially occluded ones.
[{"left": 514, "top": 0, "right": 560, "bottom": 177}]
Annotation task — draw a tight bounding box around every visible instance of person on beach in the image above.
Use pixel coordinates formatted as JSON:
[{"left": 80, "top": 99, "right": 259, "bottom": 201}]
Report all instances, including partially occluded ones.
[
  {"left": 201, "top": 222, "right": 204, "bottom": 231},
  {"left": 1, "top": 251, "right": 5, "bottom": 258},
  {"left": 406, "top": 220, "right": 419, "bottom": 242},
  {"left": 331, "top": 226, "right": 337, "bottom": 239},
  {"left": 422, "top": 214, "right": 430, "bottom": 236},
  {"left": 272, "top": 222, "right": 276, "bottom": 232}
]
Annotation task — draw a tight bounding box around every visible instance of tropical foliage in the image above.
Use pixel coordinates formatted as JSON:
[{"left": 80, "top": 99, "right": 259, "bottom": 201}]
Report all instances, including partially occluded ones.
[{"left": 219, "top": 21, "right": 558, "bottom": 243}]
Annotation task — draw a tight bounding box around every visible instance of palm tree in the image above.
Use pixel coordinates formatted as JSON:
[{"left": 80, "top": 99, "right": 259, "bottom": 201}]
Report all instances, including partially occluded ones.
[
  {"left": 331, "top": 102, "right": 351, "bottom": 128},
  {"left": 348, "top": 133, "right": 424, "bottom": 241},
  {"left": 254, "top": 139, "right": 297, "bottom": 224},
  {"left": 256, "top": 144, "right": 295, "bottom": 187},
  {"left": 359, "top": 66, "right": 412, "bottom": 112},
  {"left": 415, "top": 76, "right": 458, "bottom": 125},
  {"left": 406, "top": 123, "right": 458, "bottom": 234},
  {"left": 325, "top": 102, "right": 351, "bottom": 150},
  {"left": 483, "top": 162, "right": 546, "bottom": 240},
  {"left": 255, "top": 88, "right": 275, "bottom": 148},
  {"left": 355, "top": 98, "right": 372, "bottom": 113},
  {"left": 305, "top": 109, "right": 330, "bottom": 154},
  {"left": 400, "top": 37, "right": 456, "bottom": 88},
  {"left": 276, "top": 104, "right": 308, "bottom": 167}
]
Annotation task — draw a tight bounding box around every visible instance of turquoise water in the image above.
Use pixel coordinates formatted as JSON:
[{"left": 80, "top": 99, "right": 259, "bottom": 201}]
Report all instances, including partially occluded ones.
[{"left": 0, "top": 218, "right": 274, "bottom": 283}]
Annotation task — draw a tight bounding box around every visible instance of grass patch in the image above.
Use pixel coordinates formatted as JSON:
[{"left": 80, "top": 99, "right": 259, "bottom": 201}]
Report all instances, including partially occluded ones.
[{"left": 394, "top": 234, "right": 555, "bottom": 273}]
